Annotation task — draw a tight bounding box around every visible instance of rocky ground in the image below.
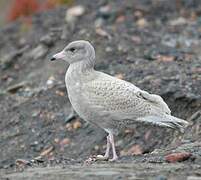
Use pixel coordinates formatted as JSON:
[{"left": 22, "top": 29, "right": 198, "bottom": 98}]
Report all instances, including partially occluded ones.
[{"left": 0, "top": 0, "right": 201, "bottom": 179}]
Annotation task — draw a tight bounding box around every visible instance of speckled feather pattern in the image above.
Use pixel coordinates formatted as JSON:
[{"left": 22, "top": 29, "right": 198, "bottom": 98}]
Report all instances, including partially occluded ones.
[
  {"left": 62, "top": 41, "right": 188, "bottom": 134},
  {"left": 52, "top": 40, "right": 189, "bottom": 160},
  {"left": 84, "top": 73, "right": 155, "bottom": 114}
]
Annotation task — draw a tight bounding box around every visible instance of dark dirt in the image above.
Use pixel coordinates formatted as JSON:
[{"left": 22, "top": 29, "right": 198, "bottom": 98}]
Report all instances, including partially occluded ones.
[{"left": 0, "top": 0, "right": 201, "bottom": 179}]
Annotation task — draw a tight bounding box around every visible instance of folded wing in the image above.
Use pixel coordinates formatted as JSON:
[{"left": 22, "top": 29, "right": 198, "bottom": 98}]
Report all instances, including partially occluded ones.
[{"left": 82, "top": 72, "right": 188, "bottom": 131}]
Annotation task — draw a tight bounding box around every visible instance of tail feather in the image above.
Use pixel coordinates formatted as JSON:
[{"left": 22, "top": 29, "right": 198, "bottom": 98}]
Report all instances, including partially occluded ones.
[{"left": 137, "top": 114, "right": 189, "bottom": 133}]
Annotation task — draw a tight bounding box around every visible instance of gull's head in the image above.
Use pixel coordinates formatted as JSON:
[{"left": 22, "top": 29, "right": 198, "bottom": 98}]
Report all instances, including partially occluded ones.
[{"left": 50, "top": 40, "right": 95, "bottom": 64}]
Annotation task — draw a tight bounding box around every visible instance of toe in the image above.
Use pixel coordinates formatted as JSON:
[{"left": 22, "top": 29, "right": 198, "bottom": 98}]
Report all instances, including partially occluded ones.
[{"left": 109, "top": 157, "right": 118, "bottom": 162}]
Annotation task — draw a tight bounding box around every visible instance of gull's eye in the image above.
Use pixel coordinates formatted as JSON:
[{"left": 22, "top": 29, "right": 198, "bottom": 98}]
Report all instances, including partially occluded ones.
[{"left": 69, "top": 47, "right": 76, "bottom": 53}]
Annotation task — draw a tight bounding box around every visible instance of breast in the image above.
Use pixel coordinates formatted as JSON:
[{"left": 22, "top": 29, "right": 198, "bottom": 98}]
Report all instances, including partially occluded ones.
[{"left": 65, "top": 74, "right": 90, "bottom": 123}]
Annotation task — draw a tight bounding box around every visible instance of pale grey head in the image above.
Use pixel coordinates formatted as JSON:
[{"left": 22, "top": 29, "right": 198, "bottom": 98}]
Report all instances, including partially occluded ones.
[{"left": 50, "top": 40, "right": 95, "bottom": 65}]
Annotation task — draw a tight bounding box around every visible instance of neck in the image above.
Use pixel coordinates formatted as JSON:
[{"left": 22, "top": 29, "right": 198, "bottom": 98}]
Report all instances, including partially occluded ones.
[
  {"left": 66, "top": 58, "right": 95, "bottom": 82},
  {"left": 70, "top": 57, "right": 94, "bottom": 72}
]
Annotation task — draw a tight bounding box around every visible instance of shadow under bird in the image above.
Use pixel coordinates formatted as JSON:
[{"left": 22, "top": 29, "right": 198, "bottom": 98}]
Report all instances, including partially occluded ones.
[{"left": 50, "top": 40, "right": 188, "bottom": 161}]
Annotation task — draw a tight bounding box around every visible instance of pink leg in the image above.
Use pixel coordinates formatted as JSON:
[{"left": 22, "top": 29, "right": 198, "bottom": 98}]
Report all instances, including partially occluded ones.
[
  {"left": 108, "top": 133, "right": 118, "bottom": 161},
  {"left": 85, "top": 133, "right": 117, "bottom": 163},
  {"left": 104, "top": 135, "right": 110, "bottom": 159}
]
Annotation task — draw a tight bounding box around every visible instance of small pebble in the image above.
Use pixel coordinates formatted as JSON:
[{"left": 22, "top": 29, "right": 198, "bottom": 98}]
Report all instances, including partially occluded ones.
[
  {"left": 136, "top": 18, "right": 148, "bottom": 28},
  {"left": 96, "top": 155, "right": 108, "bottom": 161},
  {"left": 73, "top": 120, "right": 82, "bottom": 129},
  {"left": 156, "top": 175, "right": 167, "bottom": 180},
  {"left": 165, "top": 152, "right": 192, "bottom": 163}
]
